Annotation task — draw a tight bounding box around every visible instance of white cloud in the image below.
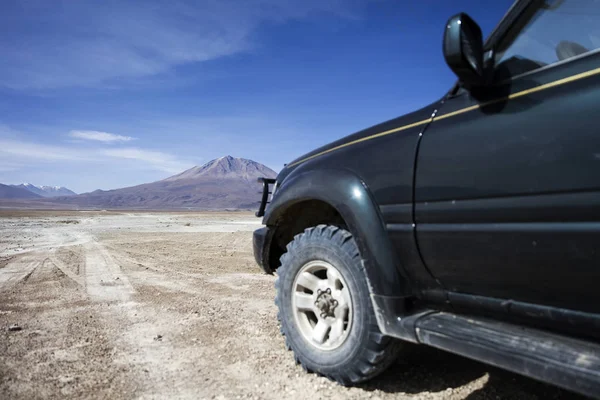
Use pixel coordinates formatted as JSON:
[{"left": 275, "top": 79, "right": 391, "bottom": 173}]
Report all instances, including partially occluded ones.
[
  {"left": 100, "top": 148, "right": 193, "bottom": 174},
  {"left": 0, "top": 139, "right": 90, "bottom": 161},
  {"left": 0, "top": 138, "right": 192, "bottom": 174},
  {"left": 69, "top": 130, "right": 135, "bottom": 143},
  {"left": 0, "top": 0, "right": 372, "bottom": 89}
]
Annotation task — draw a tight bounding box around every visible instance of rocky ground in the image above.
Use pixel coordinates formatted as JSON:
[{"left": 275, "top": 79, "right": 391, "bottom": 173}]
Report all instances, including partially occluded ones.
[{"left": 0, "top": 211, "right": 587, "bottom": 399}]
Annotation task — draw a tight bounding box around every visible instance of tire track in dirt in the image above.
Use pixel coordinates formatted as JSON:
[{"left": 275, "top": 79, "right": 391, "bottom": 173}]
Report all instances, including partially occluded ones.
[
  {"left": 48, "top": 250, "right": 85, "bottom": 288},
  {"left": 81, "top": 238, "right": 134, "bottom": 302},
  {"left": 0, "top": 249, "right": 137, "bottom": 399},
  {"left": 0, "top": 254, "right": 42, "bottom": 290},
  {"left": 73, "top": 234, "right": 207, "bottom": 397}
]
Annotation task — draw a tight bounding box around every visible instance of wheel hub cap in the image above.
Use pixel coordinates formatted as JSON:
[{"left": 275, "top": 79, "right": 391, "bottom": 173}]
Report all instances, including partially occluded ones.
[{"left": 315, "top": 288, "right": 338, "bottom": 318}]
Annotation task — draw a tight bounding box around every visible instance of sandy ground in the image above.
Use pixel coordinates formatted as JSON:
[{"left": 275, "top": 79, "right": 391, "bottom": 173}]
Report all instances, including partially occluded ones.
[{"left": 0, "top": 211, "right": 587, "bottom": 400}]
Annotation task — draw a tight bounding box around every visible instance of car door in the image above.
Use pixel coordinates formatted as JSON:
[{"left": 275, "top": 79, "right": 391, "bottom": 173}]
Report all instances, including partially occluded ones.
[{"left": 414, "top": 0, "right": 600, "bottom": 313}]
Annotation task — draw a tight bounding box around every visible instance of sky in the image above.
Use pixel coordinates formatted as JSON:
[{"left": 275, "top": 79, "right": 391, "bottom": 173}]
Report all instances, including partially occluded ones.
[{"left": 0, "top": 0, "right": 513, "bottom": 193}]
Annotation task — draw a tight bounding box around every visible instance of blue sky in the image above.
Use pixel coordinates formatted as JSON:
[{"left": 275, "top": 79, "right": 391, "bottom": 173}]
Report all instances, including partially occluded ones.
[{"left": 0, "top": 0, "right": 513, "bottom": 193}]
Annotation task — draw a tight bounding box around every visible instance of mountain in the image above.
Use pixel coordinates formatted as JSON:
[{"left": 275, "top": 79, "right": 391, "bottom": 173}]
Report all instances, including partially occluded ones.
[
  {"left": 46, "top": 156, "right": 277, "bottom": 210},
  {"left": 0, "top": 183, "right": 43, "bottom": 199},
  {"left": 11, "top": 183, "right": 77, "bottom": 198},
  {"left": 165, "top": 156, "right": 276, "bottom": 181}
]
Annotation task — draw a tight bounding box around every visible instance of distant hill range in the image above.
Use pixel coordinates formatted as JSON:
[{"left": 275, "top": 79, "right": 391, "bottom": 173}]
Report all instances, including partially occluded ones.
[
  {"left": 10, "top": 183, "right": 77, "bottom": 197},
  {"left": 0, "top": 156, "right": 277, "bottom": 210},
  {"left": 0, "top": 183, "right": 44, "bottom": 199}
]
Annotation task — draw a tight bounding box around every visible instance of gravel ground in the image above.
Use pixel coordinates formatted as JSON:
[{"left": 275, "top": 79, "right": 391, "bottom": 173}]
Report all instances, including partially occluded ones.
[{"left": 0, "top": 211, "right": 588, "bottom": 399}]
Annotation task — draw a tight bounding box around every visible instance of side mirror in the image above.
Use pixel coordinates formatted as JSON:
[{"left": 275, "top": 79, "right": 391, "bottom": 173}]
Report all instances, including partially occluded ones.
[{"left": 443, "top": 13, "right": 485, "bottom": 90}]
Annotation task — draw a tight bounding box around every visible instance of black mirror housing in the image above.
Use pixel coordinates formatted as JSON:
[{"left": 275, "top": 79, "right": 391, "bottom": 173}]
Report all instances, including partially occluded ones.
[{"left": 443, "top": 13, "right": 485, "bottom": 90}]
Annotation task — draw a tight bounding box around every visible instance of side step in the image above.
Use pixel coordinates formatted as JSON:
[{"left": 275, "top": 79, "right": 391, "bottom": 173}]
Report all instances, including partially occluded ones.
[{"left": 412, "top": 312, "right": 600, "bottom": 398}]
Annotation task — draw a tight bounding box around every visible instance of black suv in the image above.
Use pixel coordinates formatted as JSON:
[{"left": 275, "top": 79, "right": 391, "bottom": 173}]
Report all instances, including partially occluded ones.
[{"left": 253, "top": 1, "right": 600, "bottom": 397}]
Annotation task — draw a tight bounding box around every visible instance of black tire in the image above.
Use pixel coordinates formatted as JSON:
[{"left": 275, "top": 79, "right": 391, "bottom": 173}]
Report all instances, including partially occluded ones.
[{"left": 275, "top": 224, "right": 402, "bottom": 385}]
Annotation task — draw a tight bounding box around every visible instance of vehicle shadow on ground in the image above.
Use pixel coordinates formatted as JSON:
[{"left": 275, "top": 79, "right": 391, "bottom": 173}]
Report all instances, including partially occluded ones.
[{"left": 360, "top": 343, "right": 589, "bottom": 399}]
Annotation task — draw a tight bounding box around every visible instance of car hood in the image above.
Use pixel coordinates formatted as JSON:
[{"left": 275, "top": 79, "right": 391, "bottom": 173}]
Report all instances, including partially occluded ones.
[{"left": 276, "top": 100, "right": 442, "bottom": 184}]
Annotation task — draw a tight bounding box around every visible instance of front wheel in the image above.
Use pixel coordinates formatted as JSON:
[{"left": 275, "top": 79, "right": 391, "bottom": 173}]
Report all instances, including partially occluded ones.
[{"left": 275, "top": 224, "right": 401, "bottom": 385}]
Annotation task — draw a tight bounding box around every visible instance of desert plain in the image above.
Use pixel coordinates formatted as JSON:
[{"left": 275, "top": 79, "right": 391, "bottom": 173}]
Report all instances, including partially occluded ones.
[{"left": 0, "top": 211, "right": 585, "bottom": 399}]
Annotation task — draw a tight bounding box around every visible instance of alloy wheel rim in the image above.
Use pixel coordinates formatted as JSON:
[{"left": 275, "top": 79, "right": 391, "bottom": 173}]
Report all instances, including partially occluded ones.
[{"left": 291, "top": 260, "right": 353, "bottom": 351}]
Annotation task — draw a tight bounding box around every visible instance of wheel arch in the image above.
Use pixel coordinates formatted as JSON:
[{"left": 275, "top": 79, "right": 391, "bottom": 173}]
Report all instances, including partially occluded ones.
[{"left": 263, "top": 168, "right": 413, "bottom": 299}]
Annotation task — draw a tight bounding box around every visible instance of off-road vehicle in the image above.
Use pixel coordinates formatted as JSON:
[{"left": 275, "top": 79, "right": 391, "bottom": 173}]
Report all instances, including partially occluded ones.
[{"left": 253, "top": 0, "right": 600, "bottom": 397}]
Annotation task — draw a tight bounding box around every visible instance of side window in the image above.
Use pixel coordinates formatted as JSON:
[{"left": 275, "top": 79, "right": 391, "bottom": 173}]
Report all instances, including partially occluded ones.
[{"left": 494, "top": 0, "right": 600, "bottom": 80}]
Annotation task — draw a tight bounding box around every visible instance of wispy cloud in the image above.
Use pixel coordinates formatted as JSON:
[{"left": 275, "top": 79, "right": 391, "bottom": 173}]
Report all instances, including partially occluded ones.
[
  {"left": 0, "top": 137, "right": 193, "bottom": 174},
  {"left": 69, "top": 130, "right": 135, "bottom": 143},
  {"left": 0, "top": 0, "right": 371, "bottom": 90},
  {"left": 0, "top": 138, "right": 90, "bottom": 161},
  {"left": 101, "top": 147, "right": 193, "bottom": 173}
]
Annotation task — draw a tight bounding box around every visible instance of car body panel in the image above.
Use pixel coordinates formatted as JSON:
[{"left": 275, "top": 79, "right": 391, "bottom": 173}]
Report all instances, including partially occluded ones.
[
  {"left": 264, "top": 168, "right": 411, "bottom": 298},
  {"left": 267, "top": 102, "right": 443, "bottom": 295},
  {"left": 415, "top": 48, "right": 600, "bottom": 313}
]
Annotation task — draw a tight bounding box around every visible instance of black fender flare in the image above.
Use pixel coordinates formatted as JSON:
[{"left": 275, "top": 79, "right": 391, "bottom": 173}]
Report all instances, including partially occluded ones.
[{"left": 264, "top": 168, "right": 412, "bottom": 299}]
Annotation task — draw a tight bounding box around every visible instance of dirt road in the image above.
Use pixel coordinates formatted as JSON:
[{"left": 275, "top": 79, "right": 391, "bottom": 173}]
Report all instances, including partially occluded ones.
[{"left": 0, "top": 211, "right": 585, "bottom": 399}]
